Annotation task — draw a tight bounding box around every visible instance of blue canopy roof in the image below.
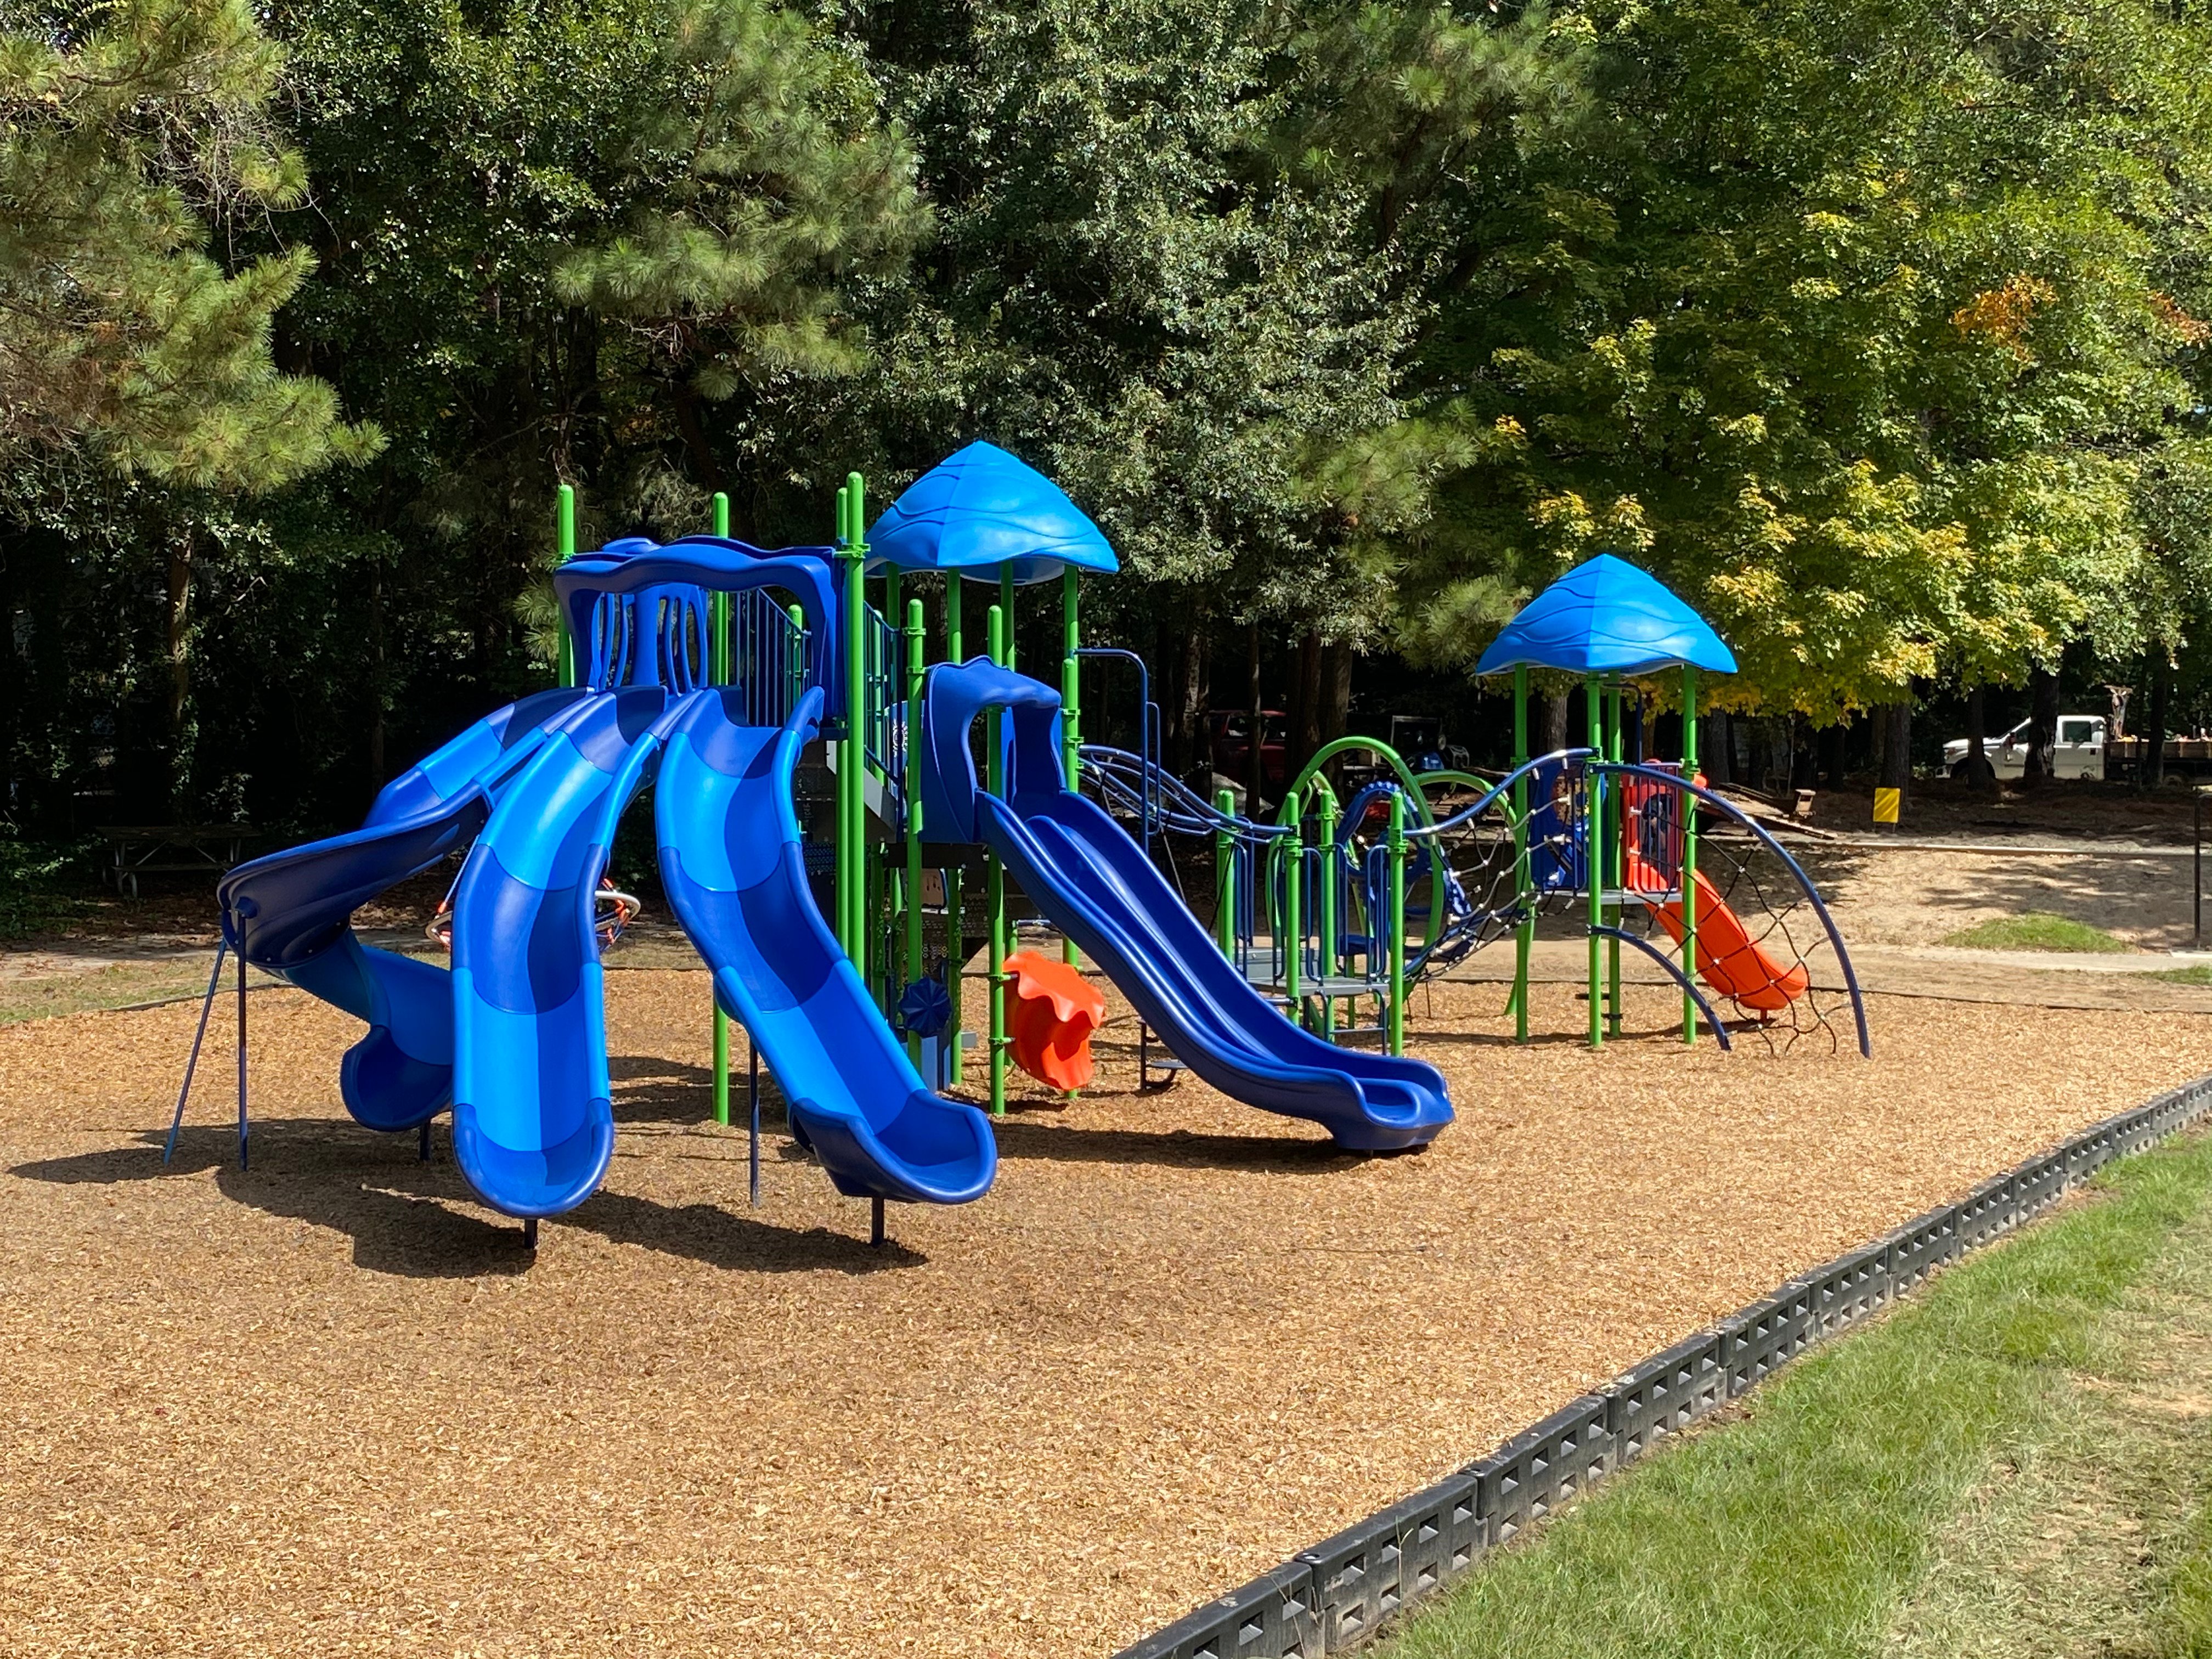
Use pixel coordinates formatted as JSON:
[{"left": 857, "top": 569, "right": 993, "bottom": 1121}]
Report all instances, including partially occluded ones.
[
  {"left": 866, "top": 441, "right": 1119, "bottom": 584},
  {"left": 1475, "top": 554, "right": 1737, "bottom": 676}
]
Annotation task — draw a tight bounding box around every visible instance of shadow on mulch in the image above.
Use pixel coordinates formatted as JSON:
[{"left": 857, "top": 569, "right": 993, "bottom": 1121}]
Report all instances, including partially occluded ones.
[
  {"left": 985, "top": 1114, "right": 1363, "bottom": 1173},
  {"left": 10, "top": 1123, "right": 923, "bottom": 1278}
]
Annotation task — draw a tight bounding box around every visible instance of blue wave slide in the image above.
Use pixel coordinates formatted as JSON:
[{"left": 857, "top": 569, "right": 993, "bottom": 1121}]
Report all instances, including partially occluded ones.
[
  {"left": 922, "top": 661, "right": 1452, "bottom": 1152},
  {"left": 654, "top": 685, "right": 996, "bottom": 1205},
  {"left": 448, "top": 686, "right": 670, "bottom": 1217},
  {"left": 218, "top": 687, "right": 587, "bottom": 1133}
]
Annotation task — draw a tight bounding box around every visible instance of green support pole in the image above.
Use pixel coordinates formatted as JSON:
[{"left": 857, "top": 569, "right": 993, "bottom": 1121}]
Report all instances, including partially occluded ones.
[
  {"left": 904, "top": 597, "right": 926, "bottom": 1064},
  {"left": 946, "top": 577, "right": 965, "bottom": 1082},
  {"left": 1215, "top": 789, "right": 1237, "bottom": 957},
  {"left": 1282, "top": 809, "right": 1302, "bottom": 1024},
  {"left": 1585, "top": 676, "right": 1603, "bottom": 1049},
  {"left": 1607, "top": 676, "right": 1623, "bottom": 1037},
  {"left": 1317, "top": 785, "right": 1339, "bottom": 1041},
  {"left": 837, "top": 477, "right": 868, "bottom": 965},
  {"left": 1512, "top": 664, "right": 1531, "bottom": 1043},
  {"left": 986, "top": 601, "right": 1009, "bottom": 1118},
  {"left": 1387, "top": 789, "right": 1407, "bottom": 1057},
  {"left": 1061, "top": 567, "right": 1080, "bottom": 967},
  {"left": 1681, "top": 665, "right": 1700, "bottom": 1045},
  {"left": 555, "top": 483, "right": 577, "bottom": 687},
  {"left": 710, "top": 490, "right": 732, "bottom": 1127}
]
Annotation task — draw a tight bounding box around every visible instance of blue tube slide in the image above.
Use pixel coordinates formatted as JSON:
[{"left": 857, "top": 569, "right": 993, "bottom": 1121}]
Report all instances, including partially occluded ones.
[
  {"left": 924, "top": 659, "right": 1452, "bottom": 1153},
  {"left": 217, "top": 687, "right": 588, "bottom": 1133},
  {"left": 655, "top": 685, "right": 996, "bottom": 1205},
  {"left": 448, "top": 687, "right": 669, "bottom": 1218}
]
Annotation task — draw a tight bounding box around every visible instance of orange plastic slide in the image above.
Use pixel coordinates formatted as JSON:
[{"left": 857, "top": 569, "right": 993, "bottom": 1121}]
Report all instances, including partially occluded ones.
[
  {"left": 1645, "top": 869, "right": 1809, "bottom": 1013},
  {"left": 1005, "top": 951, "right": 1108, "bottom": 1091}
]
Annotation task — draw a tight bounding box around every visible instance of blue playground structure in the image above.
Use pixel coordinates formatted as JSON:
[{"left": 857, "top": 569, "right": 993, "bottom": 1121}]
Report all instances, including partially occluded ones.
[
  {"left": 167, "top": 443, "right": 1453, "bottom": 1247},
  {"left": 1074, "top": 555, "right": 1870, "bottom": 1058}
]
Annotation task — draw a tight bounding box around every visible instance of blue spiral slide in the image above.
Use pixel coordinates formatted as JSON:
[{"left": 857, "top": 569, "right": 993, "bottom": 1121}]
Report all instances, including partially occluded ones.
[
  {"left": 921, "top": 660, "right": 1452, "bottom": 1152},
  {"left": 218, "top": 687, "right": 587, "bottom": 1133},
  {"left": 654, "top": 685, "right": 996, "bottom": 1205}
]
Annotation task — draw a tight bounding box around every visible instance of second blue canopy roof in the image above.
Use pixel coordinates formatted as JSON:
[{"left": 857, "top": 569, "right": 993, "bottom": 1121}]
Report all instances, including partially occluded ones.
[
  {"left": 1475, "top": 554, "right": 1737, "bottom": 676},
  {"left": 866, "top": 441, "right": 1119, "bottom": 584}
]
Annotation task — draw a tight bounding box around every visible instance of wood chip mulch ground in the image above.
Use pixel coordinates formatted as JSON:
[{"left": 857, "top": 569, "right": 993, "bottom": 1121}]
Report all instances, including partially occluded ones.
[{"left": 3, "top": 969, "right": 2207, "bottom": 1658}]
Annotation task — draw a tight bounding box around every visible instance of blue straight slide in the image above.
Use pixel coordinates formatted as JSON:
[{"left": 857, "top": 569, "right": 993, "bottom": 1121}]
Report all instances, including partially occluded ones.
[
  {"left": 449, "top": 686, "right": 668, "bottom": 1217},
  {"left": 654, "top": 685, "right": 996, "bottom": 1205},
  {"left": 924, "top": 661, "right": 1451, "bottom": 1153},
  {"left": 218, "top": 686, "right": 586, "bottom": 1133}
]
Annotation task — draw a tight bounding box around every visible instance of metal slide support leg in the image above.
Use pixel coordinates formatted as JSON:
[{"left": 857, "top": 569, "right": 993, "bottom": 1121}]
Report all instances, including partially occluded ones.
[
  {"left": 522, "top": 1218, "right": 538, "bottom": 1250},
  {"left": 871, "top": 1196, "right": 886, "bottom": 1248},
  {"left": 235, "top": 946, "right": 249, "bottom": 1171},
  {"left": 748, "top": 1039, "right": 761, "bottom": 1208},
  {"left": 163, "top": 944, "right": 229, "bottom": 1164}
]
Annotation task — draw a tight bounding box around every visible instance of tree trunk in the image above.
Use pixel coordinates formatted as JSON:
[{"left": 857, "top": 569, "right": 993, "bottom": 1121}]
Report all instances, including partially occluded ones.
[
  {"left": 1699, "top": 711, "right": 1732, "bottom": 785},
  {"left": 1163, "top": 618, "right": 1205, "bottom": 776},
  {"left": 165, "top": 526, "right": 194, "bottom": 814},
  {"left": 1963, "top": 684, "right": 1994, "bottom": 791},
  {"left": 1245, "top": 618, "right": 1266, "bottom": 808},
  {"left": 368, "top": 557, "right": 388, "bottom": 793},
  {"left": 1289, "top": 629, "right": 1322, "bottom": 777},
  {"left": 1320, "top": 638, "right": 1353, "bottom": 787},
  {"left": 2148, "top": 653, "right": 2170, "bottom": 789},
  {"left": 1819, "top": 721, "right": 1847, "bottom": 789},
  {"left": 1877, "top": 703, "right": 1911, "bottom": 793},
  {"left": 2019, "top": 665, "right": 2059, "bottom": 789},
  {"left": 1539, "top": 690, "right": 1570, "bottom": 755}
]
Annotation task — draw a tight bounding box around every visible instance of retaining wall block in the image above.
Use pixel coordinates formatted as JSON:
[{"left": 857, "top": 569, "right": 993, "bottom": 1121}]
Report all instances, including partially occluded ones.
[
  {"left": 2013, "top": 1150, "right": 2067, "bottom": 1220},
  {"left": 1718, "top": 1282, "right": 1816, "bottom": 1396},
  {"left": 1302, "top": 1513, "right": 1406, "bottom": 1650},
  {"left": 1955, "top": 1173, "right": 2018, "bottom": 1251},
  {"left": 1604, "top": 1331, "right": 1724, "bottom": 1464},
  {"left": 2112, "top": 1105, "right": 2160, "bottom": 1158},
  {"left": 1114, "top": 1560, "right": 1323, "bottom": 1659},
  {"left": 1470, "top": 1395, "right": 1613, "bottom": 1547},
  {"left": 1883, "top": 1205, "right": 1960, "bottom": 1293},
  {"left": 2061, "top": 1125, "right": 2112, "bottom": 1185},
  {"left": 1802, "top": 1244, "right": 1891, "bottom": 1336}
]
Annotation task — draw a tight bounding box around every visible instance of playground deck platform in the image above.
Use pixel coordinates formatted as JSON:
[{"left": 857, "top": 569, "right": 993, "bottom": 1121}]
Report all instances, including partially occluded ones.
[{"left": 3, "top": 968, "right": 2208, "bottom": 1657}]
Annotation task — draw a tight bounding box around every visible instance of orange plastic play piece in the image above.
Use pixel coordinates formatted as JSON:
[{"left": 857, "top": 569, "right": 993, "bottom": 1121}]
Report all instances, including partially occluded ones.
[
  {"left": 1648, "top": 868, "right": 1810, "bottom": 1013},
  {"left": 1005, "top": 951, "right": 1108, "bottom": 1091}
]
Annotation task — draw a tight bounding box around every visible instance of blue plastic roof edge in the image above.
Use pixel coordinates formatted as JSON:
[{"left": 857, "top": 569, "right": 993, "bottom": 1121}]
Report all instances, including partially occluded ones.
[
  {"left": 866, "top": 441, "right": 1119, "bottom": 585},
  {"left": 1474, "top": 553, "right": 1737, "bottom": 676}
]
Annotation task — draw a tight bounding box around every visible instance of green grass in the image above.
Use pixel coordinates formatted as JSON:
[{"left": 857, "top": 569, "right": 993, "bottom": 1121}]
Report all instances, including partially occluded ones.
[
  {"left": 0, "top": 829, "right": 96, "bottom": 939},
  {"left": 2156, "top": 964, "right": 2212, "bottom": 986},
  {"left": 1374, "top": 1128, "right": 2212, "bottom": 1659},
  {"left": 1940, "top": 910, "right": 2135, "bottom": 952}
]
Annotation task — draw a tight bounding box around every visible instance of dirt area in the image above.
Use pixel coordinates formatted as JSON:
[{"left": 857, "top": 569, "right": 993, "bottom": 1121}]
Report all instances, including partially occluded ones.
[
  {"left": 1782, "top": 775, "right": 2204, "bottom": 844},
  {"left": 3, "top": 969, "right": 2208, "bottom": 1659}
]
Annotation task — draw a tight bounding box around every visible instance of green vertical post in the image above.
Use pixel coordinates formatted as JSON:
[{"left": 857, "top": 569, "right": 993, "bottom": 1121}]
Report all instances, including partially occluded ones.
[
  {"left": 1215, "top": 789, "right": 1237, "bottom": 956},
  {"left": 1681, "top": 665, "right": 1701, "bottom": 1045},
  {"left": 837, "top": 477, "right": 868, "bottom": 964},
  {"left": 986, "top": 601, "right": 1009, "bottom": 1118},
  {"left": 1511, "top": 665, "right": 1531, "bottom": 1043},
  {"left": 555, "top": 484, "right": 577, "bottom": 687},
  {"left": 1585, "top": 677, "right": 1603, "bottom": 1049},
  {"left": 1317, "top": 784, "right": 1339, "bottom": 1040},
  {"left": 945, "top": 577, "right": 965, "bottom": 1081},
  {"left": 1387, "top": 789, "right": 1408, "bottom": 1056},
  {"left": 1061, "top": 567, "right": 1081, "bottom": 968},
  {"left": 710, "top": 490, "right": 732, "bottom": 1127},
  {"left": 904, "top": 597, "right": 927, "bottom": 1063},
  {"left": 1282, "top": 812, "right": 1302, "bottom": 1024},
  {"left": 1606, "top": 676, "right": 1623, "bottom": 1037}
]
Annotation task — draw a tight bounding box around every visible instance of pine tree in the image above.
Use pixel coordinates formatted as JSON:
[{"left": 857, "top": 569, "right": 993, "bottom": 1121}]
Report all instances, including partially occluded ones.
[{"left": 0, "top": 0, "right": 376, "bottom": 487}]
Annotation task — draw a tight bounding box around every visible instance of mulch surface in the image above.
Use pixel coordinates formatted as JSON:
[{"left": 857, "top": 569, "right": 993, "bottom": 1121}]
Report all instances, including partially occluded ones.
[{"left": 4, "top": 969, "right": 2208, "bottom": 1657}]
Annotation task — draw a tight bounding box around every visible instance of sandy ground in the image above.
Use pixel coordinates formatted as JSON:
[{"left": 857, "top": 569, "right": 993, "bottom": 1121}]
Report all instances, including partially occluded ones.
[{"left": 3, "top": 969, "right": 2209, "bottom": 1658}]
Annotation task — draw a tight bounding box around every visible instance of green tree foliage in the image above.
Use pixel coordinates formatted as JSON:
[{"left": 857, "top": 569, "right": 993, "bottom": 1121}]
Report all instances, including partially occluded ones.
[
  {"left": 0, "top": 0, "right": 373, "bottom": 487},
  {"left": 1336, "top": 0, "right": 2212, "bottom": 720}
]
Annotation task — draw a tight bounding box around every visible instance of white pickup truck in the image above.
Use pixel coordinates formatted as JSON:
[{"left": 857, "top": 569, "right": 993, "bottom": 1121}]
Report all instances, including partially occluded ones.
[{"left": 1943, "top": 716, "right": 2106, "bottom": 780}]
